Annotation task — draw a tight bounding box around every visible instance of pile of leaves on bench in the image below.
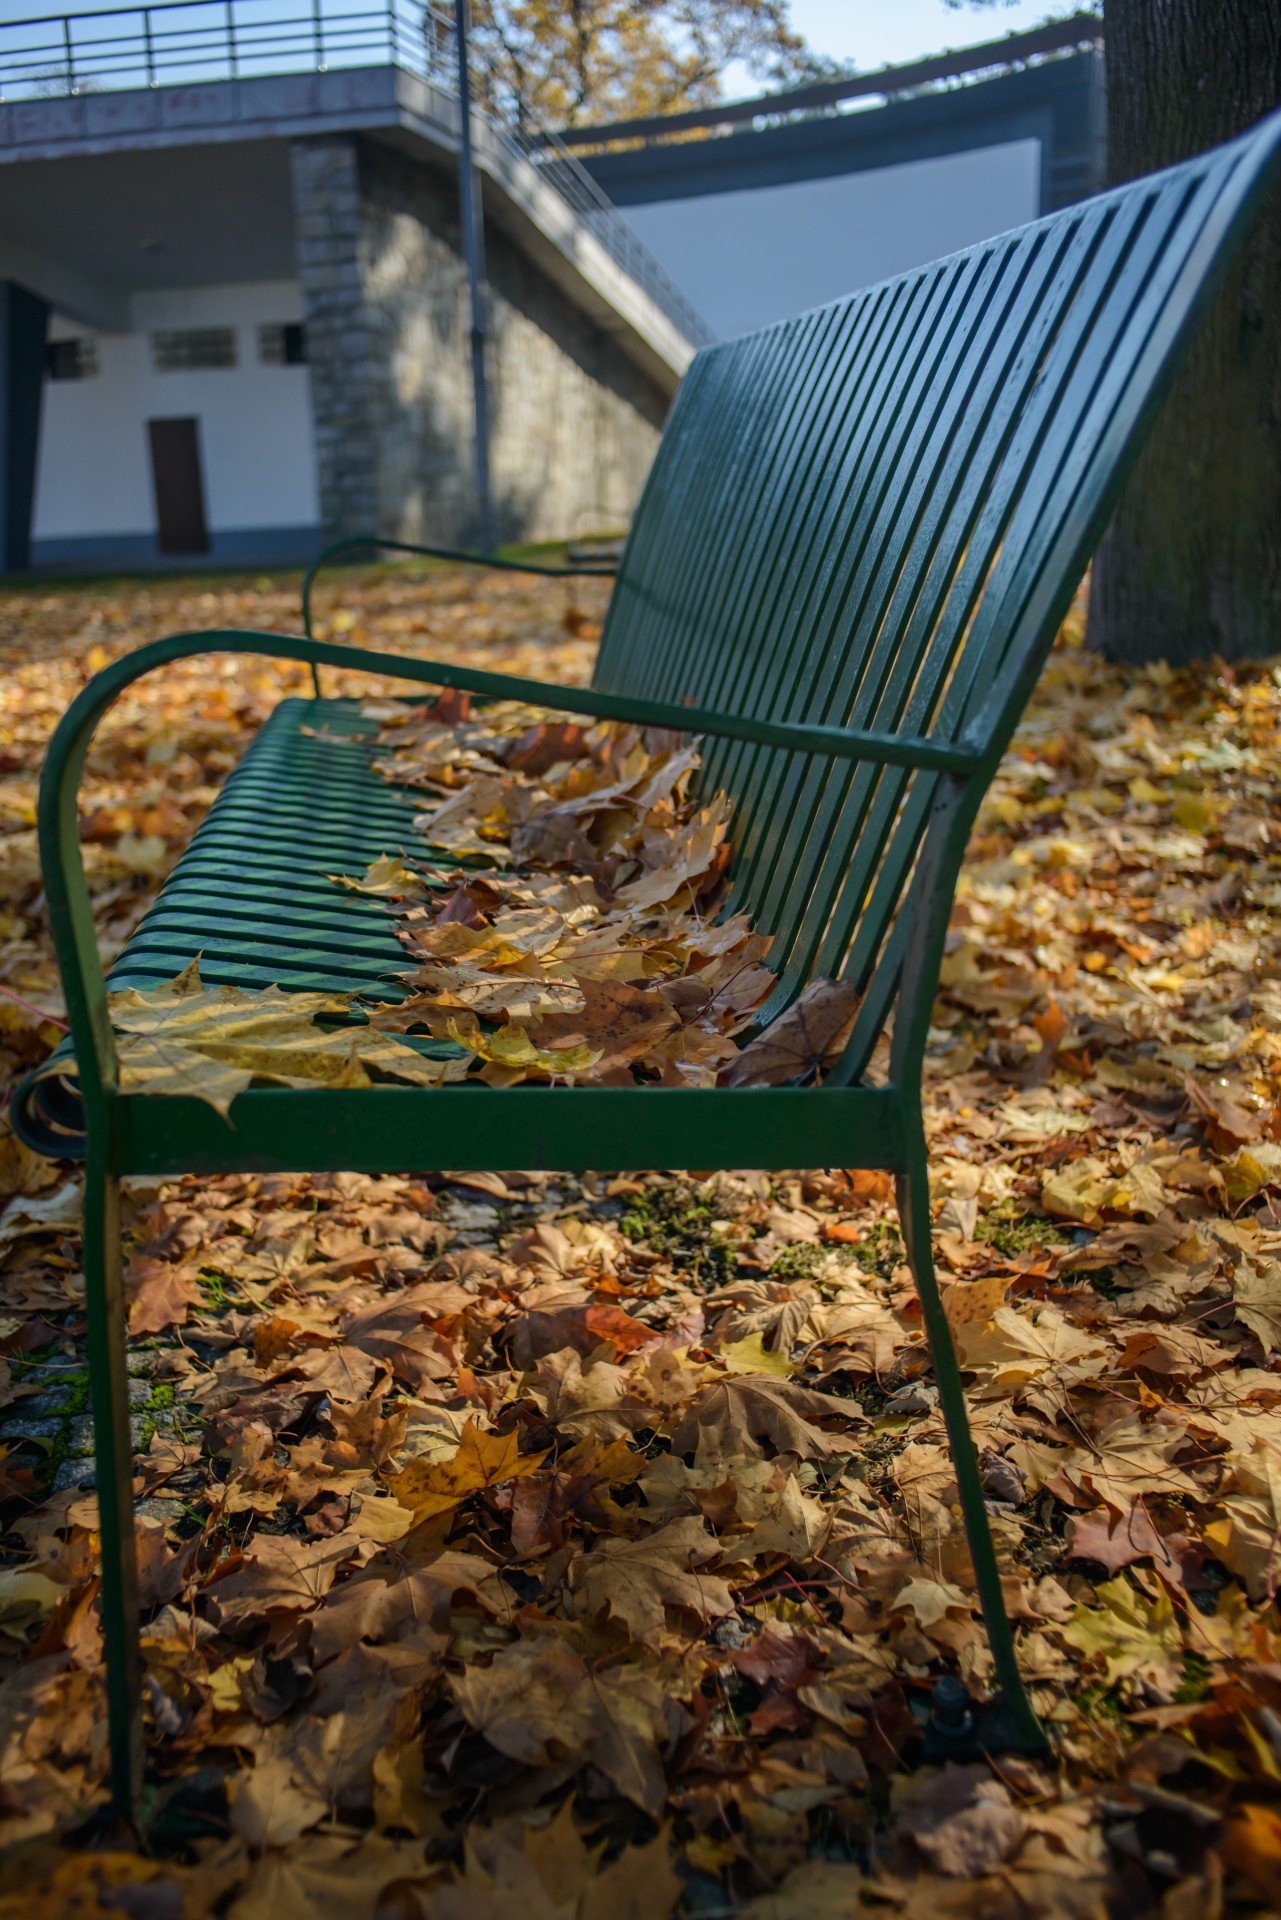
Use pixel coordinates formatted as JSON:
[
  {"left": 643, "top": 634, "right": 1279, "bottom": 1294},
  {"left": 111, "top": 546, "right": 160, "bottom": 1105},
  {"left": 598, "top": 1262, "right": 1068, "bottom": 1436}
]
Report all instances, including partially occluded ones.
[{"left": 108, "top": 694, "right": 864, "bottom": 1108}]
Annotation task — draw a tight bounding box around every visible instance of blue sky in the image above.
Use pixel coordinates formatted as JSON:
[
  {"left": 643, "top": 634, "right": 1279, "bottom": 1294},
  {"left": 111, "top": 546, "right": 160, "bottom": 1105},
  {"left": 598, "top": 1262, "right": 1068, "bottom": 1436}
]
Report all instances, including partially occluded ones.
[
  {"left": 734, "top": 1, "right": 1064, "bottom": 87},
  {"left": 793, "top": 0, "right": 1059, "bottom": 68}
]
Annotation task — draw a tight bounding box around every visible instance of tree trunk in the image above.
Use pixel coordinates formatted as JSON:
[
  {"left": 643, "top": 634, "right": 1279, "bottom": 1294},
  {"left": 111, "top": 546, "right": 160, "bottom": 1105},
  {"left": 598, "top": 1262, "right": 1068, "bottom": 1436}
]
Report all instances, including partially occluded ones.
[{"left": 1087, "top": 0, "right": 1281, "bottom": 664}]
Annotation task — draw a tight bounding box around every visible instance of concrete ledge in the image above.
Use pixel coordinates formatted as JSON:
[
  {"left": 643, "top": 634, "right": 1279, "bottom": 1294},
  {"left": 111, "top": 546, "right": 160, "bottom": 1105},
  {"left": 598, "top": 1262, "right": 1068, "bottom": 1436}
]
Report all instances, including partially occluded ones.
[{"left": 0, "top": 65, "right": 703, "bottom": 383}]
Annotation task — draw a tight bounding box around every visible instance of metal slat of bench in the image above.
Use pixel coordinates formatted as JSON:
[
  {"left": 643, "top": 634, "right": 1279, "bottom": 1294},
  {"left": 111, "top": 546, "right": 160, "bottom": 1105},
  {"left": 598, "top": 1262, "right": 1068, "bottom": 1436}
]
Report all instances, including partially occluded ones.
[
  {"left": 25, "top": 108, "right": 1281, "bottom": 1819},
  {"left": 106, "top": 699, "right": 421, "bottom": 997}
]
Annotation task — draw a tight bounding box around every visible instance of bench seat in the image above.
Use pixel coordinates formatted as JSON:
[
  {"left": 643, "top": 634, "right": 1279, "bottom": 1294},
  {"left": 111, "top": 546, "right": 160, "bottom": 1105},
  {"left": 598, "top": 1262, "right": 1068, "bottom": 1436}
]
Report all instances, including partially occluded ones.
[{"left": 109, "top": 699, "right": 415, "bottom": 997}]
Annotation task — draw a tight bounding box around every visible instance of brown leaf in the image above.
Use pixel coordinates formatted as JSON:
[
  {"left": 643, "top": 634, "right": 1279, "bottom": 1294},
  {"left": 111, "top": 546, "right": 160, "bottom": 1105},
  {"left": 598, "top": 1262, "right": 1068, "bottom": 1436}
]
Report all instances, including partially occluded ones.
[
  {"left": 332, "top": 1550, "right": 516, "bottom": 1646},
  {"left": 127, "top": 1259, "right": 204, "bottom": 1335},
  {"left": 505, "top": 720, "right": 589, "bottom": 776},
  {"left": 528, "top": 974, "right": 680, "bottom": 1076},
  {"left": 895, "top": 1763, "right": 1026, "bottom": 1877},
  {"left": 341, "top": 1285, "right": 455, "bottom": 1389},
  {"left": 722, "top": 979, "right": 861, "bottom": 1087},
  {"left": 669, "top": 1374, "right": 861, "bottom": 1465},
  {"left": 572, "top": 1514, "right": 733, "bottom": 1643},
  {"left": 207, "top": 1532, "right": 361, "bottom": 1628},
  {"left": 228, "top": 1753, "right": 328, "bottom": 1848},
  {"left": 1067, "top": 1504, "right": 1194, "bottom": 1582}
]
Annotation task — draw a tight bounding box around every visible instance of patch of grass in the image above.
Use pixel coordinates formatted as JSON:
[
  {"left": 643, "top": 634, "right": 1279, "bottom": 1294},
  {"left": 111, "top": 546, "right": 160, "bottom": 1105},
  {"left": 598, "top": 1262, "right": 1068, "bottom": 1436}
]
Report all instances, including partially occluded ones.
[
  {"left": 976, "top": 1209, "right": 1071, "bottom": 1258},
  {"left": 198, "top": 1272, "right": 229, "bottom": 1311}
]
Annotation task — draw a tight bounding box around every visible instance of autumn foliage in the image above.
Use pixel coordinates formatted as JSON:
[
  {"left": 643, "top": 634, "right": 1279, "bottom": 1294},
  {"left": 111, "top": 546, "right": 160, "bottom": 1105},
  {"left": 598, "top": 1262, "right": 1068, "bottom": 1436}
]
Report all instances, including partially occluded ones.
[{"left": 1, "top": 566, "right": 1281, "bottom": 1915}]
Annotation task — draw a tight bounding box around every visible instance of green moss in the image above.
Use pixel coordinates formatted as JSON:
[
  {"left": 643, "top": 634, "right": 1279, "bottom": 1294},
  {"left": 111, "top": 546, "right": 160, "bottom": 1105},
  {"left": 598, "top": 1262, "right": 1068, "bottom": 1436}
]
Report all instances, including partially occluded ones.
[
  {"left": 1075, "top": 1683, "right": 1126, "bottom": 1724},
  {"left": 857, "top": 1219, "right": 904, "bottom": 1280},
  {"left": 620, "top": 1180, "right": 741, "bottom": 1284},
  {"left": 769, "top": 1242, "right": 827, "bottom": 1283},
  {"left": 9, "top": 1342, "right": 58, "bottom": 1382},
  {"left": 1174, "top": 1654, "right": 1212, "bottom": 1705},
  {"left": 976, "top": 1209, "right": 1071, "bottom": 1258},
  {"left": 40, "top": 1429, "right": 71, "bottom": 1486},
  {"left": 146, "top": 1382, "right": 175, "bottom": 1412}
]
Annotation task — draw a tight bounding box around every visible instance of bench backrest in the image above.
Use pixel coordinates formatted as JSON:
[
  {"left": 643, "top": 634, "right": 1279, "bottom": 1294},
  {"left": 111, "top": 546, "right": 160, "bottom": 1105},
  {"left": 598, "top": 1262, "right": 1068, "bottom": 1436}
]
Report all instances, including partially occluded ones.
[{"left": 592, "top": 111, "right": 1281, "bottom": 1077}]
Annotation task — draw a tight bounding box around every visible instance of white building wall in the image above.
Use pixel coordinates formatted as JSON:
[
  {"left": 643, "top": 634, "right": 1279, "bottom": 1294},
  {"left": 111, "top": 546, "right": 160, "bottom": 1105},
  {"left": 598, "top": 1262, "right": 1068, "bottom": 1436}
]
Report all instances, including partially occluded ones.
[
  {"left": 32, "top": 279, "right": 320, "bottom": 557},
  {"left": 622, "top": 140, "right": 1042, "bottom": 340}
]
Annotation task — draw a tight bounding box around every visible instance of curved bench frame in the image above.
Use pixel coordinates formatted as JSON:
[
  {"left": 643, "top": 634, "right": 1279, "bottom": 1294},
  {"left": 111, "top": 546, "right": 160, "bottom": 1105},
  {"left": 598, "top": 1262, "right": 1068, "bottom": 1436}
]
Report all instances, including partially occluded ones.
[{"left": 39, "top": 625, "right": 1026, "bottom": 1820}]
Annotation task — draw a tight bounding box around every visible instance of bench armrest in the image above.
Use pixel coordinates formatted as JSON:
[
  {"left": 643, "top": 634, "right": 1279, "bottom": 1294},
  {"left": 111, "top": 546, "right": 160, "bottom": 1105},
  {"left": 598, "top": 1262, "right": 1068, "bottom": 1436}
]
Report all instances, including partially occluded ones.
[
  {"left": 368, "top": 651, "right": 981, "bottom": 776},
  {"left": 38, "top": 627, "right": 981, "bottom": 1123},
  {"left": 301, "top": 535, "right": 617, "bottom": 696}
]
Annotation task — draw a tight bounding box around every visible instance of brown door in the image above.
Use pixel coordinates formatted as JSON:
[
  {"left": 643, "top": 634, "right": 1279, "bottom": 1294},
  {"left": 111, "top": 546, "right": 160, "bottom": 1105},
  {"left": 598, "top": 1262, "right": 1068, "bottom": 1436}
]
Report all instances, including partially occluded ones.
[{"left": 147, "top": 417, "right": 209, "bottom": 555}]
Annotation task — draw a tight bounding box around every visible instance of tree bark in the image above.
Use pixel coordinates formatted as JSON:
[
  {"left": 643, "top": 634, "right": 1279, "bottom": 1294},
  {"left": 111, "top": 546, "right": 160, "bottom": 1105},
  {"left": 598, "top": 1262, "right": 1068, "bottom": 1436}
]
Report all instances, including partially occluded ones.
[{"left": 1088, "top": 0, "right": 1281, "bottom": 664}]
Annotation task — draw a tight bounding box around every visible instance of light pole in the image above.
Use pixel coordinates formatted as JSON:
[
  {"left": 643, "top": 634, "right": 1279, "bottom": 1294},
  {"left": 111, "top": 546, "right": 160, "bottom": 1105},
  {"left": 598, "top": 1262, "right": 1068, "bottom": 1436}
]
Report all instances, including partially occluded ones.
[{"left": 453, "top": 0, "right": 494, "bottom": 549}]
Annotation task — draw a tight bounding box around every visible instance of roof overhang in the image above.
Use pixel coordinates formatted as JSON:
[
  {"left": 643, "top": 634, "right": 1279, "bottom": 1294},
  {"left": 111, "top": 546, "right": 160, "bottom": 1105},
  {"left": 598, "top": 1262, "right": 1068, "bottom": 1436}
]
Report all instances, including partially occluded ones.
[{"left": 0, "top": 66, "right": 696, "bottom": 389}]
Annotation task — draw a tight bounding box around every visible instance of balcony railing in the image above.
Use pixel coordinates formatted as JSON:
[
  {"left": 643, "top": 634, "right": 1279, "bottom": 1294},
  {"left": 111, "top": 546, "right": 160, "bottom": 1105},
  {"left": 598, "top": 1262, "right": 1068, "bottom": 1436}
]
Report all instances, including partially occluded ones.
[{"left": 0, "top": 0, "right": 715, "bottom": 349}]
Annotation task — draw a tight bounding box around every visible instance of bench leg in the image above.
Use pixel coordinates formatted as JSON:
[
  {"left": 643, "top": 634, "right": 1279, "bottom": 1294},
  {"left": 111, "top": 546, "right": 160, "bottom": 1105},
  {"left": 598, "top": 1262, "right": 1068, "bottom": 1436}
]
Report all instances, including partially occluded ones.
[
  {"left": 897, "top": 1137, "right": 1047, "bottom": 1754},
  {"left": 83, "top": 1150, "right": 145, "bottom": 1821}
]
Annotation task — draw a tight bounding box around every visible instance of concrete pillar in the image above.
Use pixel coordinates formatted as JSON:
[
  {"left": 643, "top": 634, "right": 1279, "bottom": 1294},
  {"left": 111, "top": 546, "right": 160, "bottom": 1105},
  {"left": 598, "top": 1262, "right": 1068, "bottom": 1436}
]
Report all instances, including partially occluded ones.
[
  {"left": 288, "top": 133, "right": 667, "bottom": 549},
  {"left": 0, "top": 283, "right": 49, "bottom": 574}
]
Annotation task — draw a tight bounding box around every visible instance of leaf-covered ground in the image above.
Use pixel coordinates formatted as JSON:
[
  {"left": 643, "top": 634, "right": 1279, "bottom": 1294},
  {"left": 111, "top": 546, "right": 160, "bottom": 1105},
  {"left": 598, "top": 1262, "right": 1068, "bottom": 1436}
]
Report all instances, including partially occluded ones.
[{"left": 1, "top": 566, "right": 1281, "bottom": 1917}]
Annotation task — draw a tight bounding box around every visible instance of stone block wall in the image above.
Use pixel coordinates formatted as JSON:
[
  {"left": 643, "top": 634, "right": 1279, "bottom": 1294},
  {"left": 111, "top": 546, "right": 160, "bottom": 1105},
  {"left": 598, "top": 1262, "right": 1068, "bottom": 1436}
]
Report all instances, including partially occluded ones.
[{"left": 289, "top": 134, "right": 669, "bottom": 546}]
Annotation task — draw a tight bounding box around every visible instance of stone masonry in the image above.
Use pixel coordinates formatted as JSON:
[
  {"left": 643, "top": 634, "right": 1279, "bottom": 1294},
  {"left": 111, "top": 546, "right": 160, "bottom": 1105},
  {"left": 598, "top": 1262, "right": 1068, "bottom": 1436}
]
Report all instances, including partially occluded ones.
[{"left": 289, "top": 135, "right": 670, "bottom": 547}]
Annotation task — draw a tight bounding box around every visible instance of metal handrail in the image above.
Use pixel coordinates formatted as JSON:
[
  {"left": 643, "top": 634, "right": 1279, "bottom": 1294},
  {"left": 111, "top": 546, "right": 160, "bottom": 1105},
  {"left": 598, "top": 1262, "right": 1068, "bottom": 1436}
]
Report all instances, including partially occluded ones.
[{"left": 0, "top": 0, "right": 714, "bottom": 349}]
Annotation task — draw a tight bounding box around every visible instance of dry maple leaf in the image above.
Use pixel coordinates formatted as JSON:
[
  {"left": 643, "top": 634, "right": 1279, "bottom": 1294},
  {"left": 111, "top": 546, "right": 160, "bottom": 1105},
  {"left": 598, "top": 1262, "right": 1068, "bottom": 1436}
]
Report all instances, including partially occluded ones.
[
  {"left": 896, "top": 1762, "right": 1027, "bottom": 1878},
  {"left": 428, "top": 1800, "right": 682, "bottom": 1919},
  {"left": 228, "top": 1753, "right": 328, "bottom": 1848},
  {"left": 453, "top": 1635, "right": 684, "bottom": 1817},
  {"left": 109, "top": 960, "right": 468, "bottom": 1113},
  {"left": 1060, "top": 1575, "right": 1185, "bottom": 1693},
  {"left": 340, "top": 1285, "right": 455, "bottom": 1391},
  {"left": 527, "top": 973, "right": 680, "bottom": 1077},
  {"left": 317, "top": 1550, "right": 516, "bottom": 1650},
  {"left": 384, "top": 1418, "right": 545, "bottom": 1523},
  {"left": 226, "top": 1832, "right": 437, "bottom": 1920},
  {"left": 669, "top": 1373, "right": 861, "bottom": 1465},
  {"left": 722, "top": 978, "right": 861, "bottom": 1088},
  {"left": 572, "top": 1514, "right": 734, "bottom": 1643},
  {"left": 326, "top": 852, "right": 433, "bottom": 898},
  {"left": 206, "top": 1532, "right": 362, "bottom": 1628},
  {"left": 1066, "top": 1504, "right": 1193, "bottom": 1582},
  {"left": 1232, "top": 1256, "right": 1281, "bottom": 1354},
  {"left": 126, "top": 1257, "right": 205, "bottom": 1335}
]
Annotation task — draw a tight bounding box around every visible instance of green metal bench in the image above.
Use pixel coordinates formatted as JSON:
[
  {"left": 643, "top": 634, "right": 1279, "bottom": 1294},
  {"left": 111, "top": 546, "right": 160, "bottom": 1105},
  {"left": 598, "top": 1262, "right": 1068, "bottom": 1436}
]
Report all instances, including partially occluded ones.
[{"left": 18, "top": 110, "right": 1281, "bottom": 1818}]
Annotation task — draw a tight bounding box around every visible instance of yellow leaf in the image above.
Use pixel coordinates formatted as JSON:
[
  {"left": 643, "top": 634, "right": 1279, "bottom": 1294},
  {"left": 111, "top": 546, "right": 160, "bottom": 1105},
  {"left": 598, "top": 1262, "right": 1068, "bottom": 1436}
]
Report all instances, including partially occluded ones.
[
  {"left": 385, "top": 1419, "right": 545, "bottom": 1521},
  {"left": 326, "top": 853, "right": 431, "bottom": 896},
  {"left": 1173, "top": 792, "right": 1218, "bottom": 834},
  {"left": 449, "top": 1017, "right": 600, "bottom": 1079},
  {"left": 108, "top": 963, "right": 468, "bottom": 1113},
  {"left": 1061, "top": 1575, "right": 1183, "bottom": 1692},
  {"left": 719, "top": 1332, "right": 794, "bottom": 1377}
]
